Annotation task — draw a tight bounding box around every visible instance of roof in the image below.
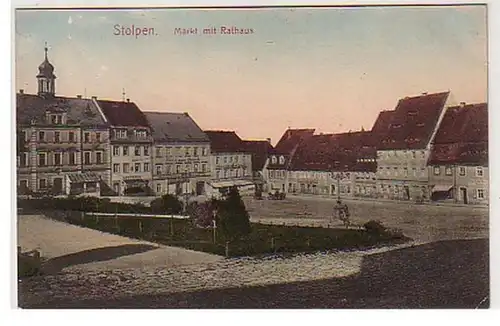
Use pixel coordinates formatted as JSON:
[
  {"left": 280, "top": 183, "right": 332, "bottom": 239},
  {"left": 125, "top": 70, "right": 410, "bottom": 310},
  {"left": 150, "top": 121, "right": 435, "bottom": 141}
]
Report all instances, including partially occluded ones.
[
  {"left": 289, "top": 131, "right": 377, "bottom": 172},
  {"left": 242, "top": 140, "right": 274, "bottom": 171},
  {"left": 144, "top": 112, "right": 209, "bottom": 143},
  {"left": 205, "top": 130, "right": 248, "bottom": 153},
  {"left": 433, "top": 103, "right": 488, "bottom": 144},
  {"left": 16, "top": 93, "right": 106, "bottom": 126},
  {"left": 274, "top": 128, "right": 315, "bottom": 154},
  {"left": 428, "top": 103, "right": 488, "bottom": 166},
  {"left": 97, "top": 99, "right": 150, "bottom": 127},
  {"left": 375, "top": 92, "right": 450, "bottom": 150}
]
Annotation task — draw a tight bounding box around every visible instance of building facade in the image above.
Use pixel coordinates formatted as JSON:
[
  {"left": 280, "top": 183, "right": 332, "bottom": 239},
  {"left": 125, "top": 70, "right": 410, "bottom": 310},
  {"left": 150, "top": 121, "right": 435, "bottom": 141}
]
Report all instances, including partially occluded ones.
[
  {"left": 144, "top": 112, "right": 211, "bottom": 197},
  {"left": 96, "top": 99, "right": 153, "bottom": 196},
  {"left": 17, "top": 47, "right": 110, "bottom": 196},
  {"left": 204, "top": 131, "right": 254, "bottom": 197},
  {"left": 428, "top": 103, "right": 488, "bottom": 205},
  {"left": 373, "top": 91, "right": 451, "bottom": 201}
]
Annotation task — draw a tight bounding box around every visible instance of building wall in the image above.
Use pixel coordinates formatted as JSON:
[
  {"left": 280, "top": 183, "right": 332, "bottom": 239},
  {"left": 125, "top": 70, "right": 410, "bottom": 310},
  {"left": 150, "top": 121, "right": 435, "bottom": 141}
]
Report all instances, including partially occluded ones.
[
  {"left": 376, "top": 149, "right": 431, "bottom": 201},
  {"left": 151, "top": 142, "right": 211, "bottom": 196},
  {"left": 429, "top": 164, "right": 489, "bottom": 205},
  {"left": 210, "top": 152, "right": 252, "bottom": 181},
  {"left": 17, "top": 125, "right": 110, "bottom": 193}
]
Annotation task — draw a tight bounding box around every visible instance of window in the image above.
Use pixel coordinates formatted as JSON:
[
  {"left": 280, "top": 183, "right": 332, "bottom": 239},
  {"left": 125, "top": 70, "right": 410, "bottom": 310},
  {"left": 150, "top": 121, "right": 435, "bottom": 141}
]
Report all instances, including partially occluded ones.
[
  {"left": 54, "top": 153, "right": 62, "bottom": 166},
  {"left": 51, "top": 115, "right": 57, "bottom": 124},
  {"left": 279, "top": 156, "right": 285, "bottom": 164},
  {"left": 194, "top": 164, "right": 199, "bottom": 172},
  {"left": 115, "top": 129, "right": 127, "bottom": 139},
  {"left": 412, "top": 151, "right": 416, "bottom": 159},
  {"left": 19, "top": 153, "right": 28, "bottom": 167},
  {"left": 445, "top": 167, "right": 453, "bottom": 176},
  {"left": 84, "top": 132, "right": 90, "bottom": 143},
  {"left": 135, "top": 129, "right": 147, "bottom": 139},
  {"left": 96, "top": 132, "right": 101, "bottom": 143},
  {"left": 459, "top": 166, "right": 466, "bottom": 176},
  {"left": 156, "top": 184, "right": 162, "bottom": 193},
  {"left": 433, "top": 166, "right": 440, "bottom": 175},
  {"left": 135, "top": 146, "right": 141, "bottom": 156},
  {"left": 123, "top": 163, "right": 130, "bottom": 173},
  {"left": 20, "top": 180, "right": 28, "bottom": 190},
  {"left": 224, "top": 170, "right": 228, "bottom": 178},
  {"left": 165, "top": 147, "right": 171, "bottom": 156},
  {"left": 202, "top": 147, "right": 207, "bottom": 156},
  {"left": 216, "top": 170, "right": 221, "bottom": 179},
  {"left": 134, "top": 163, "right": 141, "bottom": 172},
  {"left": 38, "top": 153, "right": 46, "bottom": 166},
  {"left": 84, "top": 152, "right": 91, "bottom": 165},
  {"left": 143, "top": 146, "right": 149, "bottom": 156},
  {"left": 113, "top": 146, "right": 120, "bottom": 156},
  {"left": 96, "top": 151, "right": 103, "bottom": 164},
  {"left": 156, "top": 147, "right": 162, "bottom": 157},
  {"left": 38, "top": 131, "right": 45, "bottom": 142},
  {"left": 54, "top": 132, "right": 60, "bottom": 143},
  {"left": 123, "top": 146, "right": 129, "bottom": 156},
  {"left": 403, "top": 168, "right": 408, "bottom": 177},
  {"left": 235, "top": 155, "right": 239, "bottom": 163},
  {"left": 113, "top": 164, "right": 120, "bottom": 173},
  {"left": 69, "top": 152, "right": 76, "bottom": 165},
  {"left": 185, "top": 147, "right": 189, "bottom": 157},
  {"left": 271, "top": 156, "right": 277, "bottom": 164},
  {"left": 156, "top": 164, "right": 162, "bottom": 175},
  {"left": 229, "top": 156, "right": 233, "bottom": 163},
  {"left": 216, "top": 157, "right": 220, "bottom": 165},
  {"left": 476, "top": 166, "right": 484, "bottom": 177},
  {"left": 202, "top": 164, "right": 206, "bottom": 172},
  {"left": 69, "top": 132, "right": 75, "bottom": 142},
  {"left": 176, "top": 165, "right": 181, "bottom": 173},
  {"left": 39, "top": 179, "right": 47, "bottom": 189},
  {"left": 224, "top": 156, "right": 228, "bottom": 164},
  {"left": 194, "top": 147, "right": 198, "bottom": 156},
  {"left": 477, "top": 189, "right": 485, "bottom": 199},
  {"left": 143, "top": 163, "right": 150, "bottom": 172}
]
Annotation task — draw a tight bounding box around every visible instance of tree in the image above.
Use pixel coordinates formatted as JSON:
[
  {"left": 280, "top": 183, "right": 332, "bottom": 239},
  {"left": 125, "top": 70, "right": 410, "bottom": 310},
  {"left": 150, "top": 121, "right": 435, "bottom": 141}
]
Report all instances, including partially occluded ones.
[
  {"left": 150, "top": 194, "right": 183, "bottom": 215},
  {"left": 217, "top": 186, "right": 251, "bottom": 240}
]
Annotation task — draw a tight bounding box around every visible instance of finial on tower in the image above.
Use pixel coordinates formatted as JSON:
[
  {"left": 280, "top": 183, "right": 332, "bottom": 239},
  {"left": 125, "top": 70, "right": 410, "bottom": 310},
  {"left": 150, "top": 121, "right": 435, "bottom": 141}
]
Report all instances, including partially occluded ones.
[
  {"left": 122, "top": 88, "right": 126, "bottom": 102},
  {"left": 44, "top": 42, "right": 48, "bottom": 59}
]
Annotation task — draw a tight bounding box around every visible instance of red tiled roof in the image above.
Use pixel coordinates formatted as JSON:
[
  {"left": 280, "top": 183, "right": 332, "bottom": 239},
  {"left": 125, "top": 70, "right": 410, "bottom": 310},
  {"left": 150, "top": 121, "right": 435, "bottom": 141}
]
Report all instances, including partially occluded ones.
[
  {"left": 205, "top": 130, "right": 248, "bottom": 153},
  {"left": 290, "top": 131, "right": 377, "bottom": 172},
  {"left": 242, "top": 140, "right": 274, "bottom": 171},
  {"left": 97, "top": 99, "right": 150, "bottom": 127},
  {"left": 428, "top": 142, "right": 488, "bottom": 166},
  {"left": 433, "top": 103, "right": 488, "bottom": 144},
  {"left": 274, "top": 128, "right": 315, "bottom": 154},
  {"left": 376, "top": 92, "right": 450, "bottom": 150}
]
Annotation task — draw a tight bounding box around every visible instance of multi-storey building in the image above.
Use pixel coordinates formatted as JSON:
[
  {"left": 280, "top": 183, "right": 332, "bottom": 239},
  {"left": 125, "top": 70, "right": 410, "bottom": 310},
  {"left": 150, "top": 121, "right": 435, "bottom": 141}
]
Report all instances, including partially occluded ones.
[
  {"left": 373, "top": 91, "right": 451, "bottom": 201},
  {"left": 16, "top": 47, "right": 110, "bottom": 196},
  {"left": 204, "top": 131, "right": 254, "bottom": 197},
  {"left": 428, "top": 102, "right": 488, "bottom": 205},
  {"left": 144, "top": 112, "right": 211, "bottom": 196},
  {"left": 96, "top": 99, "right": 153, "bottom": 196}
]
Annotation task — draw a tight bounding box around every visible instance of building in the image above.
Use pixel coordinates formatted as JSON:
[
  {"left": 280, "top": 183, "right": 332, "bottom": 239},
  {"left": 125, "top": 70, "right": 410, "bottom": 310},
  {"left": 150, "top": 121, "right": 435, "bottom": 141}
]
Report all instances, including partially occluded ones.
[
  {"left": 96, "top": 99, "right": 153, "bottom": 196},
  {"left": 16, "top": 46, "right": 110, "bottom": 196},
  {"left": 428, "top": 102, "right": 488, "bottom": 205},
  {"left": 263, "top": 128, "right": 315, "bottom": 193},
  {"left": 144, "top": 111, "right": 211, "bottom": 196},
  {"left": 242, "top": 139, "right": 274, "bottom": 193},
  {"left": 373, "top": 91, "right": 451, "bottom": 201},
  {"left": 204, "top": 130, "right": 254, "bottom": 197}
]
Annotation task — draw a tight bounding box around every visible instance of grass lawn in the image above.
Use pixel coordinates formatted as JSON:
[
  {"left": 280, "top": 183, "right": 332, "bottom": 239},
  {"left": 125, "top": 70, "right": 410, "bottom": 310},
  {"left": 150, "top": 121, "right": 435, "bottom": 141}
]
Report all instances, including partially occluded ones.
[{"left": 35, "top": 210, "right": 410, "bottom": 257}]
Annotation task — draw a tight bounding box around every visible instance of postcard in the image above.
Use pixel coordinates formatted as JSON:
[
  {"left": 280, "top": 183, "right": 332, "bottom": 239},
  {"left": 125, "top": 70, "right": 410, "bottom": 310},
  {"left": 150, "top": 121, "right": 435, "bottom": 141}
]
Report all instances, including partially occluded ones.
[{"left": 14, "top": 3, "right": 489, "bottom": 309}]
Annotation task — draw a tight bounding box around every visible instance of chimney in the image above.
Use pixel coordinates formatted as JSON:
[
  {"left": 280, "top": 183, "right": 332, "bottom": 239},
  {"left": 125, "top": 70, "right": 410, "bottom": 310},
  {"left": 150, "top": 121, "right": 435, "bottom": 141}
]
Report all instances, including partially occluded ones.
[
  {"left": 126, "top": 98, "right": 130, "bottom": 103},
  {"left": 76, "top": 94, "right": 82, "bottom": 99},
  {"left": 460, "top": 101, "right": 466, "bottom": 107},
  {"left": 91, "top": 96, "right": 97, "bottom": 100},
  {"left": 422, "top": 92, "right": 428, "bottom": 95},
  {"left": 19, "top": 89, "right": 24, "bottom": 94}
]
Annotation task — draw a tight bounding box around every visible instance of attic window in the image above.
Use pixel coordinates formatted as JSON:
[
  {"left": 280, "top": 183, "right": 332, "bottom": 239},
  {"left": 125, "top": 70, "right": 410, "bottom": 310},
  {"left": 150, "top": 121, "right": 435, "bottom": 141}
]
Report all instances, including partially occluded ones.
[
  {"left": 279, "top": 156, "right": 285, "bottom": 164},
  {"left": 417, "top": 123, "right": 425, "bottom": 127},
  {"left": 408, "top": 110, "right": 417, "bottom": 116},
  {"left": 391, "top": 124, "right": 402, "bottom": 129}
]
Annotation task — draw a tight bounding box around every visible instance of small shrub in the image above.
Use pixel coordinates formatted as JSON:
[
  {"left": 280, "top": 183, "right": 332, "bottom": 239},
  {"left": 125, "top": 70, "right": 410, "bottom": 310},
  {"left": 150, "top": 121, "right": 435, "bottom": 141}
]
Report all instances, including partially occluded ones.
[{"left": 363, "top": 220, "right": 387, "bottom": 235}]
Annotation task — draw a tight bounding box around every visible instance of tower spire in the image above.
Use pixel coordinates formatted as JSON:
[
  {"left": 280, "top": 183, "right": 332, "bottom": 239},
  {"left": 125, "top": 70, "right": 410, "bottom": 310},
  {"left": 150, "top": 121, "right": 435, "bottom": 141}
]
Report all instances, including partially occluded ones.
[
  {"left": 44, "top": 42, "right": 48, "bottom": 60},
  {"left": 122, "top": 88, "right": 126, "bottom": 102}
]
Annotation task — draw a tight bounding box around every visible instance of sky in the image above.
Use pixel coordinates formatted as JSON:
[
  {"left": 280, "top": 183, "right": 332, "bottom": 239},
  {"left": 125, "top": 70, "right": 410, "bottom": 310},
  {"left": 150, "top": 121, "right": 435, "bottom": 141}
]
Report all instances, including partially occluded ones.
[{"left": 15, "top": 5, "right": 487, "bottom": 145}]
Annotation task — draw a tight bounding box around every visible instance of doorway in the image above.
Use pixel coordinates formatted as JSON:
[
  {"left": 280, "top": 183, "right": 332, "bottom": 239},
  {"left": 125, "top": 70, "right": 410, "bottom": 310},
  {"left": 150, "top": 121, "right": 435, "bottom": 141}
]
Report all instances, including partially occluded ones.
[
  {"left": 460, "top": 187, "right": 468, "bottom": 204},
  {"left": 196, "top": 181, "right": 205, "bottom": 195},
  {"left": 53, "top": 178, "right": 63, "bottom": 194}
]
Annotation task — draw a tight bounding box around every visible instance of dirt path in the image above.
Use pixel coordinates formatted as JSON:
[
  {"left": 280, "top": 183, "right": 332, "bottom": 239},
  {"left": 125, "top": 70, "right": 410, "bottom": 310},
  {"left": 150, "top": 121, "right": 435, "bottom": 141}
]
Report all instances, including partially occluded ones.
[{"left": 17, "top": 214, "right": 222, "bottom": 273}]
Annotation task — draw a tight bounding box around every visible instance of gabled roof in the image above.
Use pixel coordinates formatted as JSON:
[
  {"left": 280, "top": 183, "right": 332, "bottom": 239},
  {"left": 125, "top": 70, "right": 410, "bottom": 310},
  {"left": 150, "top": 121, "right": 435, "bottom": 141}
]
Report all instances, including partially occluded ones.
[
  {"left": 242, "top": 140, "right": 274, "bottom": 171},
  {"left": 433, "top": 103, "right": 488, "bottom": 144},
  {"left": 274, "top": 128, "right": 315, "bottom": 154},
  {"left": 97, "top": 99, "right": 150, "bottom": 127},
  {"left": 428, "top": 103, "right": 488, "bottom": 166},
  {"left": 16, "top": 93, "right": 106, "bottom": 126},
  {"left": 289, "top": 131, "right": 377, "bottom": 172},
  {"left": 376, "top": 92, "right": 450, "bottom": 150},
  {"left": 144, "top": 111, "right": 209, "bottom": 143},
  {"left": 205, "top": 130, "right": 248, "bottom": 153}
]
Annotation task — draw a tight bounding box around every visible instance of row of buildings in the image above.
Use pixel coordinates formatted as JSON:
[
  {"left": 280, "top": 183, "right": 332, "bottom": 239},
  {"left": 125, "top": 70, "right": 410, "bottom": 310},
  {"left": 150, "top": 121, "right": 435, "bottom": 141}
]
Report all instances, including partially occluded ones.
[
  {"left": 16, "top": 47, "right": 267, "bottom": 199},
  {"left": 16, "top": 47, "right": 489, "bottom": 205},
  {"left": 264, "top": 92, "right": 488, "bottom": 205}
]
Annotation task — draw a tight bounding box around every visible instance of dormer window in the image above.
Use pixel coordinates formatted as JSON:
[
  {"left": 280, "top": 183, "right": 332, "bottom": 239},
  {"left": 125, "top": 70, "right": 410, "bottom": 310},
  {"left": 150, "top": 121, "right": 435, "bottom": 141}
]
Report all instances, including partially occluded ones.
[
  {"left": 408, "top": 110, "right": 417, "bottom": 116},
  {"left": 417, "top": 123, "right": 425, "bottom": 127},
  {"left": 135, "top": 129, "right": 147, "bottom": 139},
  {"left": 114, "top": 129, "right": 127, "bottom": 139},
  {"left": 391, "top": 124, "right": 402, "bottom": 129},
  {"left": 279, "top": 156, "right": 285, "bottom": 164},
  {"left": 48, "top": 113, "right": 64, "bottom": 125},
  {"left": 271, "top": 156, "right": 277, "bottom": 164}
]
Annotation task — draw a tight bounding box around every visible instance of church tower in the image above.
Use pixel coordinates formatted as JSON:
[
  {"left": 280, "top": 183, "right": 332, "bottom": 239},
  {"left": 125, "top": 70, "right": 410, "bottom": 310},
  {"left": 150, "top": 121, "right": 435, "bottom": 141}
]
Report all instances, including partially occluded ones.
[{"left": 37, "top": 42, "right": 56, "bottom": 97}]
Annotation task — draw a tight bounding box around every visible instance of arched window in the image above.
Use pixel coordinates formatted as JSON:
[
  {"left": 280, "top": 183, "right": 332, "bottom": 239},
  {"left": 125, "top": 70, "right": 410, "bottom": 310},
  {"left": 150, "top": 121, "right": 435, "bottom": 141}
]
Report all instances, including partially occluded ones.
[{"left": 279, "top": 156, "right": 285, "bottom": 164}]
